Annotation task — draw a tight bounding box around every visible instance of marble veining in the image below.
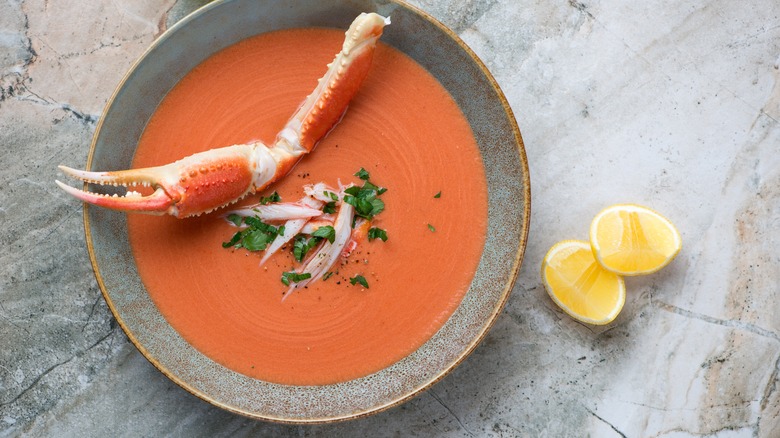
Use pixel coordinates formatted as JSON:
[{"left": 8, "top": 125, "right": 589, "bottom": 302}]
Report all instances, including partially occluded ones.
[{"left": 1, "top": 0, "right": 778, "bottom": 436}]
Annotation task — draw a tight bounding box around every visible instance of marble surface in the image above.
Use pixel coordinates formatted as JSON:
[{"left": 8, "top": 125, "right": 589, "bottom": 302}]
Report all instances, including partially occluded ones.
[{"left": 1, "top": 0, "right": 778, "bottom": 436}]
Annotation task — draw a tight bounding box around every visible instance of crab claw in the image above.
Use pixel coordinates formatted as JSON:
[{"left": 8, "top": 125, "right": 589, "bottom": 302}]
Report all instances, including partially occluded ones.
[
  {"left": 57, "top": 12, "right": 390, "bottom": 218},
  {"left": 56, "top": 143, "right": 267, "bottom": 217}
]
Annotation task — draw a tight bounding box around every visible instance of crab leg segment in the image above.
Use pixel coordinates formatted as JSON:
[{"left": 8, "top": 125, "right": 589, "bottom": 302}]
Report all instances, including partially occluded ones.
[
  {"left": 275, "top": 13, "right": 390, "bottom": 158},
  {"left": 56, "top": 13, "right": 390, "bottom": 218}
]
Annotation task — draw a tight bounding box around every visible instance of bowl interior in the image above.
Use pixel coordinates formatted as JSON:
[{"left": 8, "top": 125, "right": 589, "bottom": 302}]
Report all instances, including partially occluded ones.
[{"left": 86, "top": 0, "right": 529, "bottom": 422}]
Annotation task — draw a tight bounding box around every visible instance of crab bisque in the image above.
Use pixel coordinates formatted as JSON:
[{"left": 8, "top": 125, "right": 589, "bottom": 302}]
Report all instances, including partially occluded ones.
[
  {"left": 58, "top": 10, "right": 489, "bottom": 385},
  {"left": 126, "top": 26, "right": 489, "bottom": 385}
]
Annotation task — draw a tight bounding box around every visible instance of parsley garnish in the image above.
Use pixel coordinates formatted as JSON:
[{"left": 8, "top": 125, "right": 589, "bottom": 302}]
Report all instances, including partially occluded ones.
[
  {"left": 293, "top": 235, "right": 321, "bottom": 262},
  {"left": 368, "top": 227, "right": 388, "bottom": 242},
  {"left": 350, "top": 274, "right": 369, "bottom": 288},
  {"left": 344, "top": 186, "right": 385, "bottom": 221},
  {"left": 427, "top": 224, "right": 436, "bottom": 232},
  {"left": 323, "top": 271, "right": 334, "bottom": 281},
  {"left": 323, "top": 201, "right": 337, "bottom": 214},
  {"left": 227, "top": 213, "right": 244, "bottom": 227},
  {"left": 341, "top": 168, "right": 388, "bottom": 227},
  {"left": 259, "top": 191, "right": 281, "bottom": 205},
  {"left": 281, "top": 271, "right": 312, "bottom": 286},
  {"left": 324, "top": 191, "right": 339, "bottom": 201},
  {"left": 311, "top": 225, "right": 336, "bottom": 244},
  {"left": 434, "top": 191, "right": 441, "bottom": 198},
  {"left": 354, "top": 168, "right": 370, "bottom": 180},
  {"left": 223, "top": 232, "right": 242, "bottom": 248},
  {"left": 222, "top": 215, "right": 281, "bottom": 251}
]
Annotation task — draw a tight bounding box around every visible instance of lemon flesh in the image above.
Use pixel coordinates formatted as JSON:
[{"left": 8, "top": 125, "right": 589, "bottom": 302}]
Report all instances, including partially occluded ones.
[
  {"left": 590, "top": 204, "right": 682, "bottom": 276},
  {"left": 541, "top": 240, "right": 626, "bottom": 325}
]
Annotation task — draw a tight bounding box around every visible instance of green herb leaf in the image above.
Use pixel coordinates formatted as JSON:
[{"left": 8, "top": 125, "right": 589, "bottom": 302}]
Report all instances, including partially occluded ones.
[
  {"left": 259, "top": 191, "right": 281, "bottom": 205},
  {"left": 361, "top": 181, "right": 388, "bottom": 196},
  {"left": 427, "top": 224, "right": 436, "bottom": 232},
  {"left": 368, "top": 227, "right": 388, "bottom": 242},
  {"left": 281, "top": 271, "right": 312, "bottom": 286},
  {"left": 243, "top": 216, "right": 264, "bottom": 229},
  {"left": 323, "top": 201, "right": 337, "bottom": 214},
  {"left": 222, "top": 231, "right": 243, "bottom": 248},
  {"left": 323, "top": 271, "right": 334, "bottom": 281},
  {"left": 341, "top": 170, "right": 389, "bottom": 221},
  {"left": 324, "top": 191, "right": 339, "bottom": 201},
  {"left": 222, "top": 215, "right": 281, "bottom": 251},
  {"left": 242, "top": 229, "right": 273, "bottom": 251},
  {"left": 434, "top": 191, "right": 441, "bottom": 198},
  {"left": 312, "top": 225, "right": 336, "bottom": 244},
  {"left": 227, "top": 214, "right": 243, "bottom": 227},
  {"left": 369, "top": 198, "right": 385, "bottom": 216},
  {"left": 354, "top": 167, "right": 370, "bottom": 180},
  {"left": 278, "top": 225, "right": 286, "bottom": 236},
  {"left": 293, "top": 235, "right": 322, "bottom": 262},
  {"left": 350, "top": 274, "right": 369, "bottom": 289}
]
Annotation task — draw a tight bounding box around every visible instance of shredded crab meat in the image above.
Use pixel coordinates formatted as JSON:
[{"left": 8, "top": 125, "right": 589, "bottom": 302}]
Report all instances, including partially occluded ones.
[
  {"left": 300, "top": 218, "right": 335, "bottom": 235},
  {"left": 283, "top": 200, "right": 355, "bottom": 300},
  {"left": 224, "top": 202, "right": 322, "bottom": 225},
  {"left": 259, "top": 197, "right": 324, "bottom": 266},
  {"left": 343, "top": 218, "right": 368, "bottom": 258},
  {"left": 221, "top": 178, "right": 376, "bottom": 297},
  {"left": 305, "top": 182, "right": 344, "bottom": 202}
]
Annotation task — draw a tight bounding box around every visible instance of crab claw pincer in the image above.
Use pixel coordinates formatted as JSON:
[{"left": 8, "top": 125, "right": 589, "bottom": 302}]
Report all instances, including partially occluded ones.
[{"left": 56, "top": 12, "right": 390, "bottom": 218}]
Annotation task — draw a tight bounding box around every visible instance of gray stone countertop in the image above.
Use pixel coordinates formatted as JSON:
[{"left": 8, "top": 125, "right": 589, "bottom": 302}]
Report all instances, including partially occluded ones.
[{"left": 1, "top": 0, "right": 778, "bottom": 436}]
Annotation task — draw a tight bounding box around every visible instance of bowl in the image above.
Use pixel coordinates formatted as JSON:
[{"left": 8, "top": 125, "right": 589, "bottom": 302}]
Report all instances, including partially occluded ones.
[{"left": 84, "top": 0, "right": 530, "bottom": 423}]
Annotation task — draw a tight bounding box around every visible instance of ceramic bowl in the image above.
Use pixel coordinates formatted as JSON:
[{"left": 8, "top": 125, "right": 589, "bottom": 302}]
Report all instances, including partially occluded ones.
[{"left": 84, "top": 0, "right": 530, "bottom": 423}]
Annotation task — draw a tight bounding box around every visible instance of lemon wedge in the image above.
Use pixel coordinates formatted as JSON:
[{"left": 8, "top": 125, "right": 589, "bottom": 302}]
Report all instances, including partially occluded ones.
[
  {"left": 589, "top": 204, "right": 682, "bottom": 276},
  {"left": 541, "top": 240, "right": 626, "bottom": 325}
]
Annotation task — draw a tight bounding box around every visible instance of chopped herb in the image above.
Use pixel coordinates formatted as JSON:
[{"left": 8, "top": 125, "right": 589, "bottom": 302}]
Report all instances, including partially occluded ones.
[
  {"left": 281, "top": 271, "right": 312, "bottom": 286},
  {"left": 368, "top": 227, "right": 388, "bottom": 242},
  {"left": 278, "top": 225, "right": 286, "bottom": 236},
  {"left": 434, "top": 191, "right": 441, "bottom": 198},
  {"left": 369, "top": 198, "right": 385, "bottom": 215},
  {"left": 227, "top": 214, "right": 243, "bottom": 227},
  {"left": 323, "top": 271, "right": 334, "bottom": 281},
  {"left": 242, "top": 229, "right": 274, "bottom": 251},
  {"left": 323, "top": 201, "right": 337, "bottom": 214},
  {"left": 344, "top": 193, "right": 385, "bottom": 221},
  {"left": 293, "top": 235, "right": 321, "bottom": 262},
  {"left": 222, "top": 231, "right": 242, "bottom": 248},
  {"left": 259, "top": 191, "right": 281, "bottom": 205},
  {"left": 362, "top": 180, "right": 379, "bottom": 191},
  {"left": 312, "top": 225, "right": 336, "bottom": 243},
  {"left": 427, "top": 223, "right": 436, "bottom": 232},
  {"left": 324, "top": 191, "right": 339, "bottom": 201},
  {"left": 354, "top": 167, "right": 370, "bottom": 180},
  {"left": 350, "top": 274, "right": 369, "bottom": 289},
  {"left": 342, "top": 169, "right": 387, "bottom": 222},
  {"left": 243, "top": 216, "right": 264, "bottom": 229},
  {"left": 221, "top": 215, "right": 281, "bottom": 251},
  {"left": 343, "top": 186, "right": 360, "bottom": 196}
]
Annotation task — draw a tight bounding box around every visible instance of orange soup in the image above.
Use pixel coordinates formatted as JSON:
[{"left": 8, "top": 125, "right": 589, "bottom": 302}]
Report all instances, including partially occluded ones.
[{"left": 128, "top": 28, "right": 488, "bottom": 385}]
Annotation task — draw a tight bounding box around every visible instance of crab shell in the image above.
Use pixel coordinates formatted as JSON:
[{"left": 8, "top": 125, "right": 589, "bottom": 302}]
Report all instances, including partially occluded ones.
[{"left": 56, "top": 12, "right": 390, "bottom": 218}]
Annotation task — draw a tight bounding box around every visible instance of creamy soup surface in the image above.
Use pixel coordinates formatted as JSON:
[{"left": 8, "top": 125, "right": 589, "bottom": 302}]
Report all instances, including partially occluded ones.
[{"left": 128, "top": 28, "right": 488, "bottom": 385}]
